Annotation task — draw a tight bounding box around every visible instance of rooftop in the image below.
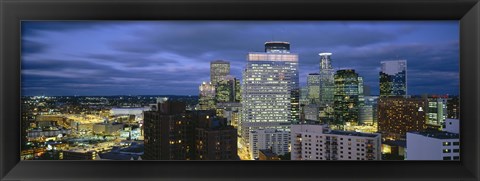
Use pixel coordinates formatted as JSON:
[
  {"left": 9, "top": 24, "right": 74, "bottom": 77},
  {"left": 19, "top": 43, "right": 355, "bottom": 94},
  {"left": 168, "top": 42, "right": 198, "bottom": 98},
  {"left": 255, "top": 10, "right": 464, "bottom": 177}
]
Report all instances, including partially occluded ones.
[
  {"left": 409, "top": 131, "right": 460, "bottom": 139},
  {"left": 328, "top": 130, "right": 379, "bottom": 138}
]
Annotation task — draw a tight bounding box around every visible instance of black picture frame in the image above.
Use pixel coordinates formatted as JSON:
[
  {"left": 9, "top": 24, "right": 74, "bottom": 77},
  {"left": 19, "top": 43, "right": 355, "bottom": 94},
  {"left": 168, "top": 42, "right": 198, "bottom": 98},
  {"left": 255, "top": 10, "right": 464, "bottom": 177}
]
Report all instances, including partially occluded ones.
[{"left": 1, "top": 0, "right": 479, "bottom": 180}]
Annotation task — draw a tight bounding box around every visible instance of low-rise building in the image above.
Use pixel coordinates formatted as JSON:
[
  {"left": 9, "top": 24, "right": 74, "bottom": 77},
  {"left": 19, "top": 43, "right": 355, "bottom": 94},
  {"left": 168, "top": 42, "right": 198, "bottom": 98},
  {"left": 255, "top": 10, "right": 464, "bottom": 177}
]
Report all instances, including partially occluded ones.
[
  {"left": 406, "top": 131, "right": 460, "bottom": 160},
  {"left": 291, "top": 124, "right": 381, "bottom": 160}
]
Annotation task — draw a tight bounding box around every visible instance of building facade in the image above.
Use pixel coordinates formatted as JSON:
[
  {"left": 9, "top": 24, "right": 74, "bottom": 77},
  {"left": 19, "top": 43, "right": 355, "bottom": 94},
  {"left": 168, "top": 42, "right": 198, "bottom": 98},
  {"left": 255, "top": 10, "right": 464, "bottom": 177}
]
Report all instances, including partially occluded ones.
[
  {"left": 215, "top": 75, "right": 241, "bottom": 103},
  {"left": 379, "top": 60, "right": 407, "bottom": 97},
  {"left": 194, "top": 112, "right": 238, "bottom": 160},
  {"left": 198, "top": 81, "right": 216, "bottom": 110},
  {"left": 307, "top": 73, "right": 321, "bottom": 105},
  {"left": 426, "top": 97, "right": 447, "bottom": 127},
  {"left": 318, "top": 53, "right": 335, "bottom": 124},
  {"left": 249, "top": 129, "right": 290, "bottom": 160},
  {"left": 377, "top": 97, "right": 428, "bottom": 140},
  {"left": 406, "top": 131, "right": 460, "bottom": 160},
  {"left": 143, "top": 100, "right": 196, "bottom": 160},
  {"left": 210, "top": 60, "right": 230, "bottom": 84},
  {"left": 241, "top": 41, "right": 299, "bottom": 157},
  {"left": 333, "top": 69, "right": 363, "bottom": 128},
  {"left": 291, "top": 124, "right": 381, "bottom": 160},
  {"left": 359, "top": 96, "right": 378, "bottom": 125}
]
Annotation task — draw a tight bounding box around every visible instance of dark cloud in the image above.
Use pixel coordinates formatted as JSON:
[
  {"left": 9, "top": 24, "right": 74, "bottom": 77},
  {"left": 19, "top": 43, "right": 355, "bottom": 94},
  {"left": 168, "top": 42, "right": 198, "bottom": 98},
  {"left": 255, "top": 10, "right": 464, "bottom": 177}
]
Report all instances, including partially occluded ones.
[{"left": 20, "top": 21, "right": 459, "bottom": 96}]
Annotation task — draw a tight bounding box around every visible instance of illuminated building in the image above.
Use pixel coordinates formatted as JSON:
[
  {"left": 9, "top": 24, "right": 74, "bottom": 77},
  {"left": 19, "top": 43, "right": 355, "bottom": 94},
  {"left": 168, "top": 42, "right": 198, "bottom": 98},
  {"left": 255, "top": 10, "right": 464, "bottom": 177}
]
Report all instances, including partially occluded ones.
[
  {"left": 447, "top": 96, "right": 460, "bottom": 119},
  {"left": 198, "top": 81, "right": 216, "bottom": 110},
  {"left": 143, "top": 100, "right": 195, "bottom": 160},
  {"left": 215, "top": 75, "right": 241, "bottom": 103},
  {"left": 318, "top": 53, "right": 335, "bottom": 123},
  {"left": 92, "top": 122, "right": 124, "bottom": 135},
  {"left": 195, "top": 113, "right": 238, "bottom": 160},
  {"left": 307, "top": 73, "right": 321, "bottom": 105},
  {"left": 359, "top": 96, "right": 378, "bottom": 125},
  {"left": 215, "top": 102, "right": 242, "bottom": 135},
  {"left": 426, "top": 97, "right": 447, "bottom": 127},
  {"left": 241, "top": 41, "right": 299, "bottom": 157},
  {"left": 291, "top": 124, "right": 381, "bottom": 160},
  {"left": 303, "top": 104, "right": 320, "bottom": 122},
  {"left": 249, "top": 129, "right": 290, "bottom": 160},
  {"left": 377, "top": 97, "right": 428, "bottom": 140},
  {"left": 381, "top": 140, "right": 406, "bottom": 160},
  {"left": 406, "top": 131, "right": 460, "bottom": 160},
  {"left": 300, "top": 86, "right": 310, "bottom": 105},
  {"left": 210, "top": 60, "right": 230, "bottom": 84},
  {"left": 333, "top": 69, "right": 363, "bottom": 128},
  {"left": 379, "top": 60, "right": 407, "bottom": 97}
]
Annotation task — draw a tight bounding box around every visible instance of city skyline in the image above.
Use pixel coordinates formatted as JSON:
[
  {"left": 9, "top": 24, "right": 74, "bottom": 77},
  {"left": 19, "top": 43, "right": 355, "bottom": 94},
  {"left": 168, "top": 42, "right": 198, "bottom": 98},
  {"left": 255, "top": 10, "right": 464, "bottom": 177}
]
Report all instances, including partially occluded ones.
[{"left": 22, "top": 21, "right": 459, "bottom": 96}]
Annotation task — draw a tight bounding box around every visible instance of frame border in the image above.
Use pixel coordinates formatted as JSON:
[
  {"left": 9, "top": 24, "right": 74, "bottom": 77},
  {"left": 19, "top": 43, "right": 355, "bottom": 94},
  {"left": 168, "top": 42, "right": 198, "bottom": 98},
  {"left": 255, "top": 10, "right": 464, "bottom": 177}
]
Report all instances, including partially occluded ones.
[{"left": 1, "top": 0, "right": 479, "bottom": 180}]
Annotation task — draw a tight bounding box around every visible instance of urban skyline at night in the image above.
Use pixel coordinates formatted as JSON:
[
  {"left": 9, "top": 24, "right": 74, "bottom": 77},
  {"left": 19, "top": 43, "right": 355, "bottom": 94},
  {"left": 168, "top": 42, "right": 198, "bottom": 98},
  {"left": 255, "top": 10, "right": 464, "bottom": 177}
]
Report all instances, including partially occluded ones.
[
  {"left": 21, "top": 21, "right": 459, "bottom": 96},
  {"left": 20, "top": 21, "right": 460, "bottom": 161}
]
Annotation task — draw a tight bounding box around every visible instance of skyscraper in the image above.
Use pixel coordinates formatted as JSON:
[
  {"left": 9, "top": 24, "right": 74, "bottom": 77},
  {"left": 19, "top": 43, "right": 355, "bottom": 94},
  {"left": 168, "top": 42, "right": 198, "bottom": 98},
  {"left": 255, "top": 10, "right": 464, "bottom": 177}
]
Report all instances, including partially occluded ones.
[
  {"left": 198, "top": 81, "right": 216, "bottom": 110},
  {"left": 241, "top": 41, "right": 299, "bottom": 158},
  {"left": 379, "top": 60, "right": 407, "bottom": 97},
  {"left": 307, "top": 73, "right": 321, "bottom": 105},
  {"left": 215, "top": 75, "right": 241, "bottom": 103},
  {"left": 210, "top": 60, "right": 230, "bottom": 84},
  {"left": 333, "top": 69, "right": 363, "bottom": 128},
  {"left": 318, "top": 53, "right": 335, "bottom": 123}
]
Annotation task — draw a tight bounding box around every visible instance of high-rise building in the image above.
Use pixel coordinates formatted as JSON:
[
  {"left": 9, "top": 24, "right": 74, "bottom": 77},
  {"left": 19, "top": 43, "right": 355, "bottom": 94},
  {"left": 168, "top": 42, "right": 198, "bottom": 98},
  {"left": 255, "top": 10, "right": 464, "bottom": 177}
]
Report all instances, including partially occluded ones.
[
  {"left": 359, "top": 96, "right": 378, "bottom": 125},
  {"left": 307, "top": 73, "right": 321, "bottom": 105},
  {"left": 143, "top": 100, "right": 195, "bottom": 160},
  {"left": 210, "top": 60, "right": 230, "bottom": 84},
  {"left": 406, "top": 131, "right": 460, "bottom": 160},
  {"left": 426, "top": 97, "right": 447, "bottom": 127},
  {"left": 291, "top": 124, "right": 381, "bottom": 160},
  {"left": 198, "top": 81, "right": 216, "bottom": 110},
  {"left": 377, "top": 97, "right": 428, "bottom": 140},
  {"left": 300, "top": 86, "right": 310, "bottom": 106},
  {"left": 379, "top": 60, "right": 407, "bottom": 97},
  {"left": 144, "top": 99, "right": 237, "bottom": 160},
  {"left": 318, "top": 53, "right": 335, "bottom": 123},
  {"left": 333, "top": 69, "right": 363, "bottom": 128},
  {"left": 194, "top": 112, "right": 238, "bottom": 160},
  {"left": 215, "top": 75, "right": 241, "bottom": 103},
  {"left": 241, "top": 41, "right": 299, "bottom": 157}
]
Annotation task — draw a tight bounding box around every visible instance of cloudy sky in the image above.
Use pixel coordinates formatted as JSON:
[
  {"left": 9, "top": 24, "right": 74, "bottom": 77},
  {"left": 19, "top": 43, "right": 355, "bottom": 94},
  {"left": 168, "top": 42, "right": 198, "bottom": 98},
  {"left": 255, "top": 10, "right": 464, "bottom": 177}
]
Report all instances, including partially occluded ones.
[{"left": 21, "top": 21, "right": 459, "bottom": 96}]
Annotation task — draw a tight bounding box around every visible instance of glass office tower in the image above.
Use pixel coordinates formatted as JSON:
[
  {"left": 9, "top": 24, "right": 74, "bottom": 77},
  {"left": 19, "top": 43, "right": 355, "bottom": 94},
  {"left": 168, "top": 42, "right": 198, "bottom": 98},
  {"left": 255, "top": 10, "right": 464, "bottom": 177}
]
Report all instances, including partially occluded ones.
[
  {"left": 379, "top": 60, "right": 407, "bottom": 97},
  {"left": 241, "top": 41, "right": 299, "bottom": 159},
  {"left": 210, "top": 60, "right": 230, "bottom": 84},
  {"left": 333, "top": 69, "right": 363, "bottom": 129},
  {"left": 307, "top": 73, "right": 321, "bottom": 105},
  {"left": 318, "top": 53, "right": 335, "bottom": 124}
]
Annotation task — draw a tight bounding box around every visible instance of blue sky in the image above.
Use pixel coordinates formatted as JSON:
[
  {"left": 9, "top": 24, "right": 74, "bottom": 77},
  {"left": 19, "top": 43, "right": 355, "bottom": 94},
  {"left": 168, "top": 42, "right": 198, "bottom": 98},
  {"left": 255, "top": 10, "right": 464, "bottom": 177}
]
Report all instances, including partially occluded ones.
[{"left": 21, "top": 21, "right": 459, "bottom": 96}]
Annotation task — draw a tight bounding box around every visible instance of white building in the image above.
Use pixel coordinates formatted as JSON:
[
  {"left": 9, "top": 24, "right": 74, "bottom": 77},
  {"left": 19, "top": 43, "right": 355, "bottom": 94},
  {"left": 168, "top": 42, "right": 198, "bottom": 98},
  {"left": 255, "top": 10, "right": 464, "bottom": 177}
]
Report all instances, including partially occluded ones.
[
  {"left": 406, "top": 131, "right": 460, "bottom": 160},
  {"left": 291, "top": 124, "right": 381, "bottom": 160},
  {"left": 249, "top": 129, "right": 290, "bottom": 160},
  {"left": 443, "top": 118, "right": 459, "bottom": 134},
  {"left": 241, "top": 41, "right": 299, "bottom": 157}
]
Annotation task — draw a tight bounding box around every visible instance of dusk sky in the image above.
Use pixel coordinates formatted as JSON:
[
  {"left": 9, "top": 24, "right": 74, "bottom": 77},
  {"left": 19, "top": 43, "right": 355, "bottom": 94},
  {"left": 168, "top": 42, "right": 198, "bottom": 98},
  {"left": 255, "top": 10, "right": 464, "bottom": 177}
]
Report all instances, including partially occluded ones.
[{"left": 21, "top": 21, "right": 459, "bottom": 96}]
